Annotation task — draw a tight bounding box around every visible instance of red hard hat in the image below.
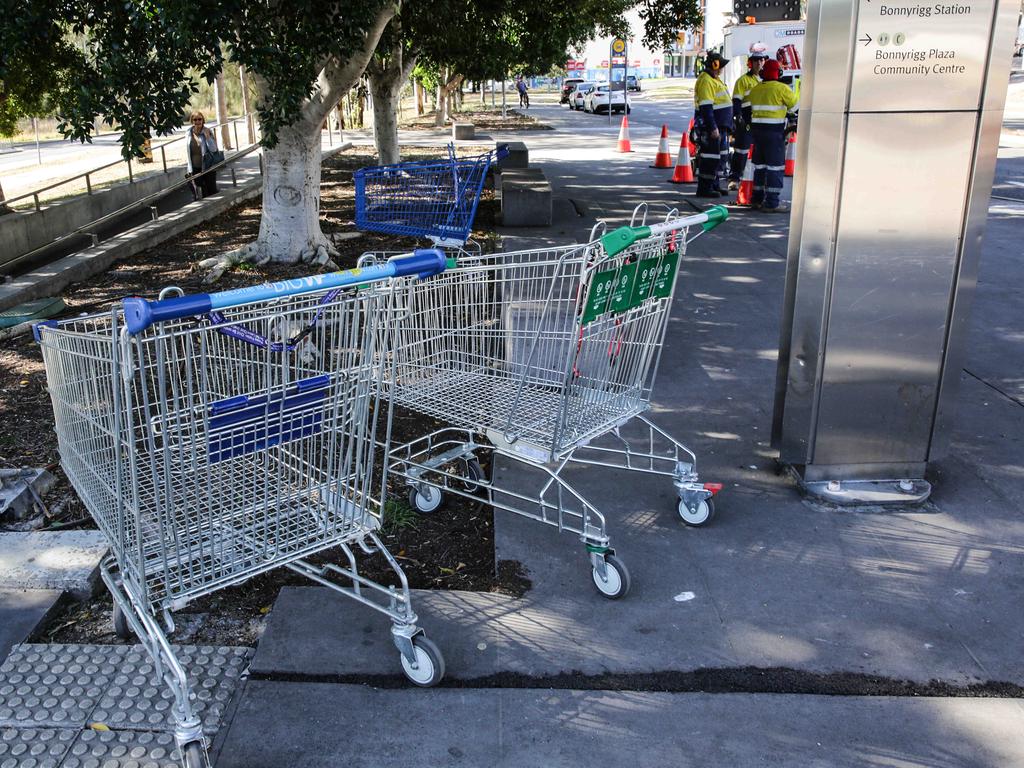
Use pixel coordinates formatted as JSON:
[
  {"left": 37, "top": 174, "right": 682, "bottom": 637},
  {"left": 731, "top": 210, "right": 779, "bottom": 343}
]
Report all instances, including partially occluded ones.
[{"left": 761, "top": 59, "right": 781, "bottom": 80}]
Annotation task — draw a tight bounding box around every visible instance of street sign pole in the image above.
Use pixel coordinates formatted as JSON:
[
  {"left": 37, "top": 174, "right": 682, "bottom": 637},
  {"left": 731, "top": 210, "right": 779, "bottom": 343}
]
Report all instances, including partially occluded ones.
[{"left": 610, "top": 37, "right": 628, "bottom": 125}]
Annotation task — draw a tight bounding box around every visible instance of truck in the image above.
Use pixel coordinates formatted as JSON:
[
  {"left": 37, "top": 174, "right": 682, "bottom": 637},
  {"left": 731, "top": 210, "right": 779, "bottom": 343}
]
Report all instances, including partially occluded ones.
[{"left": 721, "top": 20, "right": 806, "bottom": 94}]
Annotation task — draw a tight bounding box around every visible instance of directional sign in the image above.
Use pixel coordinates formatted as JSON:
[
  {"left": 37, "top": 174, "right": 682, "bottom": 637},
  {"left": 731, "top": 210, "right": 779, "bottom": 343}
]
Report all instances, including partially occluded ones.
[{"left": 850, "top": 0, "right": 995, "bottom": 112}]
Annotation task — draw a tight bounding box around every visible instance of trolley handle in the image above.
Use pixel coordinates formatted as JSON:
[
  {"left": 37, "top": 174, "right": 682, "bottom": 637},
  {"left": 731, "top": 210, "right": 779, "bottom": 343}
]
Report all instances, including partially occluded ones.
[
  {"left": 599, "top": 205, "right": 728, "bottom": 256},
  {"left": 121, "top": 248, "right": 446, "bottom": 335}
]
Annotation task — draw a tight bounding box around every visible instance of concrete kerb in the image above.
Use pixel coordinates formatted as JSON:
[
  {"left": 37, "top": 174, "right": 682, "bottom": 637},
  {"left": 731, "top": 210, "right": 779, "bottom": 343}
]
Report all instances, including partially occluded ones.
[{"left": 0, "top": 142, "right": 352, "bottom": 316}]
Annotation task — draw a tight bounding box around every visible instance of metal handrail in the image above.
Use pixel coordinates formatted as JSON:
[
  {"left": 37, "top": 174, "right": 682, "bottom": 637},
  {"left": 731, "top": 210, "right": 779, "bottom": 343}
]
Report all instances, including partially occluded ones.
[
  {"left": 0, "top": 113, "right": 259, "bottom": 211},
  {"left": 2, "top": 141, "right": 264, "bottom": 275}
]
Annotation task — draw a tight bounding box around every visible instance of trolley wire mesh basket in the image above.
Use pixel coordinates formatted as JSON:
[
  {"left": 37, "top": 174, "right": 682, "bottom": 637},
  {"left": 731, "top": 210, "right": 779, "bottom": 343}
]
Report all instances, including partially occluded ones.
[
  {"left": 354, "top": 143, "right": 508, "bottom": 246},
  {"left": 34, "top": 250, "right": 450, "bottom": 767},
  {"left": 385, "top": 206, "right": 730, "bottom": 599}
]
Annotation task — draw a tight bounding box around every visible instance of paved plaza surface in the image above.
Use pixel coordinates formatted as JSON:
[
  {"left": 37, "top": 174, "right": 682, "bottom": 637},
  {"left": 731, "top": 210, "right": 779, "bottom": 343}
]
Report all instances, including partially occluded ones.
[
  {"left": 3, "top": 92, "right": 1024, "bottom": 766},
  {"left": 214, "top": 100, "right": 1024, "bottom": 765}
]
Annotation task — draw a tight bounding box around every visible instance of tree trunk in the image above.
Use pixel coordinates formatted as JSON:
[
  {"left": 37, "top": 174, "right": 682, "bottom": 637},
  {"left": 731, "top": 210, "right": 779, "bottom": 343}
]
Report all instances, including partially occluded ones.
[
  {"left": 480, "top": 81, "right": 486, "bottom": 104},
  {"left": 214, "top": 72, "right": 232, "bottom": 150},
  {"left": 370, "top": 77, "right": 401, "bottom": 164},
  {"left": 214, "top": 5, "right": 394, "bottom": 269},
  {"left": 368, "top": 43, "right": 418, "bottom": 165},
  {"left": 239, "top": 65, "right": 255, "bottom": 145},
  {"left": 434, "top": 73, "right": 445, "bottom": 126},
  {"left": 252, "top": 123, "right": 329, "bottom": 264}
]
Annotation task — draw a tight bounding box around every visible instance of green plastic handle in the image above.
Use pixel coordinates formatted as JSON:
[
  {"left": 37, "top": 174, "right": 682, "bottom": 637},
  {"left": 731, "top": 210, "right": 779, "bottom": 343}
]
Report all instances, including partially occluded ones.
[
  {"left": 701, "top": 205, "right": 729, "bottom": 232},
  {"left": 600, "top": 225, "right": 651, "bottom": 257}
]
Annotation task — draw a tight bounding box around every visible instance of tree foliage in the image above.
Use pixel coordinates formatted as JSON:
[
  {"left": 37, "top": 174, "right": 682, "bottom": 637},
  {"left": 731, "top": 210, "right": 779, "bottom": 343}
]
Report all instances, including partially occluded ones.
[
  {"left": 0, "top": 0, "right": 84, "bottom": 137},
  {"left": 1, "top": 0, "right": 395, "bottom": 157},
  {"left": 404, "top": 0, "right": 702, "bottom": 83}
]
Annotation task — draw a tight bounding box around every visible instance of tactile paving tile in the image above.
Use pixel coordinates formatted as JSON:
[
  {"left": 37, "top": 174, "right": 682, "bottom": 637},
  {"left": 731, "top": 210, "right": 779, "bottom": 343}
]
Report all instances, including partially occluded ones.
[
  {"left": 88, "top": 646, "right": 251, "bottom": 734},
  {"left": 0, "top": 727, "right": 77, "bottom": 768},
  {"left": 60, "top": 729, "right": 183, "bottom": 768},
  {"left": 0, "top": 646, "right": 128, "bottom": 728}
]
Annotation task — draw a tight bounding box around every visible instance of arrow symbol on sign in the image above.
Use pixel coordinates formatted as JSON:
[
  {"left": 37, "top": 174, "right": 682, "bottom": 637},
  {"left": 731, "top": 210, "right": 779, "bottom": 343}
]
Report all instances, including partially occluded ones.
[{"left": 859, "top": 33, "right": 873, "bottom": 46}]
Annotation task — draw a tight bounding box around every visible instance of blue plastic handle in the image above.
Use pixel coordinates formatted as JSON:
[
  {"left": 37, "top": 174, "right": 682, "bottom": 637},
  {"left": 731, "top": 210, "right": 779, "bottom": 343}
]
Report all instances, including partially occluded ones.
[{"left": 122, "top": 248, "right": 445, "bottom": 334}]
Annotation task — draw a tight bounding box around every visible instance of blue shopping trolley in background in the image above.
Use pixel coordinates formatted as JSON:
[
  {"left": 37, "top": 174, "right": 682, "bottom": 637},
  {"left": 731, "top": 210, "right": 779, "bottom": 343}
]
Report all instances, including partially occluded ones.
[{"left": 355, "top": 143, "right": 509, "bottom": 247}]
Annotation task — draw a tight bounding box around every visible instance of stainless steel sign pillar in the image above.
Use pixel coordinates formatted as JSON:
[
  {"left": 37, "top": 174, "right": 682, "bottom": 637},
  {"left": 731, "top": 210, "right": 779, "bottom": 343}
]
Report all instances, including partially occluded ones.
[{"left": 771, "top": 0, "right": 1017, "bottom": 504}]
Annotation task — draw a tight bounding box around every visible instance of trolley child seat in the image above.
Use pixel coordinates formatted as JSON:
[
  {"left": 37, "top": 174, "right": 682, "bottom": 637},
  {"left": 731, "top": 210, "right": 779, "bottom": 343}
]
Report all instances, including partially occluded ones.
[
  {"left": 34, "top": 250, "right": 449, "bottom": 768},
  {"left": 385, "top": 204, "right": 729, "bottom": 599},
  {"left": 354, "top": 143, "right": 509, "bottom": 247}
]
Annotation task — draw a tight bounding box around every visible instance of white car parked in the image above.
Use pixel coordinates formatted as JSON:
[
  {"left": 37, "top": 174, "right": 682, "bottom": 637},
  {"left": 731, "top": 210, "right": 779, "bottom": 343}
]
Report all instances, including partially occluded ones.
[
  {"left": 583, "top": 83, "right": 630, "bottom": 115},
  {"left": 569, "top": 81, "right": 597, "bottom": 110}
]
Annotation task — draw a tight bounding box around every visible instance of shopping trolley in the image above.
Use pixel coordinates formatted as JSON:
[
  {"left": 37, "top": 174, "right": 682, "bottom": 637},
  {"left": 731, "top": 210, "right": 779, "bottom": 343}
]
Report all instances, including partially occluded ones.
[
  {"left": 355, "top": 143, "right": 509, "bottom": 247},
  {"left": 384, "top": 205, "right": 728, "bottom": 599},
  {"left": 34, "top": 250, "right": 448, "bottom": 768}
]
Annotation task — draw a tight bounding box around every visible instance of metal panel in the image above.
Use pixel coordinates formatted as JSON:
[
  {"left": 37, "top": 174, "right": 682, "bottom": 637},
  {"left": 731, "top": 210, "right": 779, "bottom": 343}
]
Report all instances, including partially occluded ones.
[
  {"left": 772, "top": 0, "right": 859, "bottom": 462},
  {"left": 929, "top": 0, "right": 1019, "bottom": 458},
  {"left": 849, "top": 1, "right": 996, "bottom": 113},
  {"left": 812, "top": 111, "right": 977, "bottom": 465},
  {"left": 774, "top": 0, "right": 1016, "bottom": 493}
]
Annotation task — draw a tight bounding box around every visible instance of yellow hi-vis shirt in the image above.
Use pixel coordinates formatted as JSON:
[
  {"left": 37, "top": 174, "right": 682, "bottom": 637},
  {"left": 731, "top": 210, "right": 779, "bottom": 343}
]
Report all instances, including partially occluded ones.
[
  {"left": 733, "top": 72, "right": 761, "bottom": 107},
  {"left": 748, "top": 80, "right": 799, "bottom": 125},
  {"left": 694, "top": 72, "right": 731, "bottom": 113}
]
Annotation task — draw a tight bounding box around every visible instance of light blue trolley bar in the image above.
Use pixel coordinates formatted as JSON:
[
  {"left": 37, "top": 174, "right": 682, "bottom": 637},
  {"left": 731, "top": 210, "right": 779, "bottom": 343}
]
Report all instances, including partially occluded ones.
[{"left": 122, "top": 247, "right": 447, "bottom": 334}]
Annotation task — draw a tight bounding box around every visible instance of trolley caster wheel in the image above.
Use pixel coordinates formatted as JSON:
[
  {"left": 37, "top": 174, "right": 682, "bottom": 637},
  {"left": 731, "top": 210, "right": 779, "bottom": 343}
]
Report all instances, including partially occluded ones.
[
  {"left": 591, "top": 554, "right": 631, "bottom": 599},
  {"left": 112, "top": 603, "right": 134, "bottom": 641},
  {"left": 678, "top": 497, "right": 715, "bottom": 527},
  {"left": 400, "top": 635, "right": 446, "bottom": 687},
  {"left": 459, "top": 458, "right": 485, "bottom": 493},
  {"left": 180, "top": 740, "right": 210, "bottom": 768},
  {"left": 409, "top": 485, "right": 443, "bottom": 514}
]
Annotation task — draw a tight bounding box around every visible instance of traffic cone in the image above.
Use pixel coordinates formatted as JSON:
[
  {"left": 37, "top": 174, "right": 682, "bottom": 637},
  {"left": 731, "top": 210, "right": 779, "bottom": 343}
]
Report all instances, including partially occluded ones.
[
  {"left": 736, "top": 145, "right": 755, "bottom": 206},
  {"left": 686, "top": 117, "right": 698, "bottom": 156},
  {"left": 650, "top": 124, "right": 673, "bottom": 168},
  {"left": 668, "top": 133, "right": 695, "bottom": 183},
  {"left": 784, "top": 132, "right": 797, "bottom": 177},
  {"left": 616, "top": 115, "right": 633, "bottom": 153}
]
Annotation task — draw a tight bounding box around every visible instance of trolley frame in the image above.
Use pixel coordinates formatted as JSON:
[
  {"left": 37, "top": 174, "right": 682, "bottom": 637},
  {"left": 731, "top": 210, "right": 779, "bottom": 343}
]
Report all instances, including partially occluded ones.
[
  {"left": 35, "top": 251, "right": 448, "bottom": 767},
  {"left": 385, "top": 205, "right": 728, "bottom": 597}
]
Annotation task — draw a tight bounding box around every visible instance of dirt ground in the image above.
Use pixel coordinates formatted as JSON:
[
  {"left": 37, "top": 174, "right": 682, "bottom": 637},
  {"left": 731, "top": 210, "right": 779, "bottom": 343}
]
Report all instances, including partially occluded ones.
[
  {"left": 401, "top": 105, "right": 551, "bottom": 132},
  {"left": 1, "top": 145, "right": 530, "bottom": 647}
]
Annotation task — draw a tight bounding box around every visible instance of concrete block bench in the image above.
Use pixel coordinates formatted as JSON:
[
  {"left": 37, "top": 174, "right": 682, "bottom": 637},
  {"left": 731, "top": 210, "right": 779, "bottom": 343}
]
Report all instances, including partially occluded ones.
[
  {"left": 497, "top": 141, "right": 529, "bottom": 170},
  {"left": 500, "top": 168, "right": 552, "bottom": 227},
  {"left": 452, "top": 123, "right": 475, "bottom": 140}
]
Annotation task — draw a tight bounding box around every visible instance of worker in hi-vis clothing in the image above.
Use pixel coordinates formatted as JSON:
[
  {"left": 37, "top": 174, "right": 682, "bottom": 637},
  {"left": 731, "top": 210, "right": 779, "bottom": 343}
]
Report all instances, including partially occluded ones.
[
  {"left": 728, "top": 44, "right": 768, "bottom": 190},
  {"left": 743, "top": 58, "right": 799, "bottom": 212},
  {"left": 693, "top": 52, "right": 732, "bottom": 198}
]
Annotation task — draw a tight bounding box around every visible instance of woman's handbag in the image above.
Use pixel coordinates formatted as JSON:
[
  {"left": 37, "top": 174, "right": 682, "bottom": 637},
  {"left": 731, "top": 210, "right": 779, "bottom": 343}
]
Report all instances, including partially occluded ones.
[{"left": 202, "top": 148, "right": 225, "bottom": 170}]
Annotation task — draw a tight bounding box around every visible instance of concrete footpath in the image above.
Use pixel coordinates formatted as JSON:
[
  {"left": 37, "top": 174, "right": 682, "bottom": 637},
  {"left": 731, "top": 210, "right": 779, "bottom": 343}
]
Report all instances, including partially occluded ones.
[
  {"left": 2, "top": 100, "right": 1021, "bottom": 765},
  {"left": 207, "top": 102, "right": 1024, "bottom": 766}
]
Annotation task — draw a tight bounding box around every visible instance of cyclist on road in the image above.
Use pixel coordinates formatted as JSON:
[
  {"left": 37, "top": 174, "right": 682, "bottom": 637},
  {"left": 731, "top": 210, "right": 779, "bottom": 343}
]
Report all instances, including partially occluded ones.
[{"left": 516, "top": 77, "right": 530, "bottom": 109}]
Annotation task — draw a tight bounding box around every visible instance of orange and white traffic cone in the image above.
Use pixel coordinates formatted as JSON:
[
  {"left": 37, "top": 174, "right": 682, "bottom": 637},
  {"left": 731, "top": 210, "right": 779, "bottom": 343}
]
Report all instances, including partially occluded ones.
[
  {"left": 650, "top": 124, "right": 673, "bottom": 168},
  {"left": 736, "top": 145, "right": 755, "bottom": 206},
  {"left": 784, "top": 132, "right": 797, "bottom": 177},
  {"left": 616, "top": 115, "right": 633, "bottom": 153},
  {"left": 668, "top": 133, "right": 695, "bottom": 184}
]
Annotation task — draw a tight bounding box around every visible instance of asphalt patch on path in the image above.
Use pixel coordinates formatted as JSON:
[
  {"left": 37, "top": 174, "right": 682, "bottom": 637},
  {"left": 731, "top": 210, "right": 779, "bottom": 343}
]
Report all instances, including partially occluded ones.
[{"left": 249, "top": 665, "right": 1024, "bottom": 698}]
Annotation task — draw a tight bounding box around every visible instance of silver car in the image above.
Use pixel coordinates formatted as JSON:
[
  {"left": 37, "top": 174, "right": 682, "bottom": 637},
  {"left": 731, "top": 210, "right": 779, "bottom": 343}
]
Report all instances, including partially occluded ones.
[{"left": 569, "top": 81, "right": 597, "bottom": 110}]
